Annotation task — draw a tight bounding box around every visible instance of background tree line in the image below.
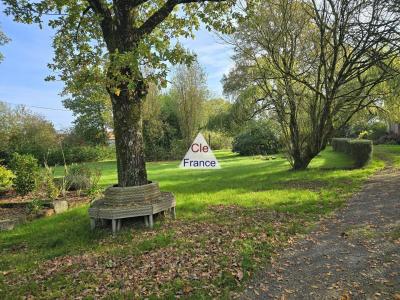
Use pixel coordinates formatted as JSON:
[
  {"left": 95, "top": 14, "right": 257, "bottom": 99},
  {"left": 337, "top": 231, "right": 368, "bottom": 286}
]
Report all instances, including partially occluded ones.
[{"left": 0, "top": 61, "right": 236, "bottom": 167}]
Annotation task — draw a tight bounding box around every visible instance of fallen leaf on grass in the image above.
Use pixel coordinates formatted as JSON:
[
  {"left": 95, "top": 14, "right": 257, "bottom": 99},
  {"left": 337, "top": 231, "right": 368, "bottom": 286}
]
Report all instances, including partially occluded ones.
[{"left": 236, "top": 270, "right": 244, "bottom": 281}]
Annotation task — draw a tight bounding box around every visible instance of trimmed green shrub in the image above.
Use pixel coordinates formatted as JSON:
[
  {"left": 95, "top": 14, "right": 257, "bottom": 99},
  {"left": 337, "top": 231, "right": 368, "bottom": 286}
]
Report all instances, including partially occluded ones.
[
  {"left": 349, "top": 139, "right": 373, "bottom": 168},
  {"left": 233, "top": 122, "right": 281, "bottom": 156},
  {"left": 0, "top": 165, "right": 14, "bottom": 193},
  {"left": 331, "top": 138, "right": 351, "bottom": 152},
  {"left": 9, "top": 153, "right": 39, "bottom": 196},
  {"left": 331, "top": 138, "right": 373, "bottom": 168}
]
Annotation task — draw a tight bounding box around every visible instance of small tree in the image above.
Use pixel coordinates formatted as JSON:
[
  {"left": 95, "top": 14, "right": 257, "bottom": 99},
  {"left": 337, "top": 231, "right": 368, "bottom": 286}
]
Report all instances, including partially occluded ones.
[{"left": 224, "top": 0, "right": 400, "bottom": 169}]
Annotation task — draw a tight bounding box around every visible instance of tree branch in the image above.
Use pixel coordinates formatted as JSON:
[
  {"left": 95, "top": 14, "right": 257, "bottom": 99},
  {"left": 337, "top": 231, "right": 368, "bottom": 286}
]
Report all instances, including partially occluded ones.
[
  {"left": 87, "top": 0, "right": 115, "bottom": 49},
  {"left": 135, "top": 0, "right": 226, "bottom": 38}
]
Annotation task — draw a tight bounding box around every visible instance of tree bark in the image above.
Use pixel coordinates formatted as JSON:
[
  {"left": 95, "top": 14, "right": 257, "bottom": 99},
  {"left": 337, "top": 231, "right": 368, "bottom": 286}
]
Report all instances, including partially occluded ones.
[
  {"left": 110, "top": 86, "right": 148, "bottom": 187},
  {"left": 292, "top": 155, "right": 313, "bottom": 170}
]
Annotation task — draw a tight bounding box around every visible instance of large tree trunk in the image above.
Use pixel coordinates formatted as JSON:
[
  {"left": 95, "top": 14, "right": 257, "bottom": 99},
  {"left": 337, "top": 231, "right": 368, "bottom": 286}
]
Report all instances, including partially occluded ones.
[
  {"left": 110, "top": 87, "right": 148, "bottom": 187},
  {"left": 292, "top": 155, "right": 313, "bottom": 170},
  {"left": 291, "top": 134, "right": 330, "bottom": 171}
]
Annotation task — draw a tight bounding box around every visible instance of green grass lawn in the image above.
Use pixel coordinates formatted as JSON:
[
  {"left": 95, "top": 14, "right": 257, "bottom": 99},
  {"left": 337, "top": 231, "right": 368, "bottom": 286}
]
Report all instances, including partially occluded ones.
[
  {"left": 0, "top": 146, "right": 397, "bottom": 299},
  {"left": 373, "top": 144, "right": 400, "bottom": 168}
]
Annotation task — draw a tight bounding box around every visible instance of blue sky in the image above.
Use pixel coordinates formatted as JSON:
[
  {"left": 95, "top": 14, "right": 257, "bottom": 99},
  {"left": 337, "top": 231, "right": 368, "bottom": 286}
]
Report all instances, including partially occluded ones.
[{"left": 0, "top": 5, "right": 233, "bottom": 129}]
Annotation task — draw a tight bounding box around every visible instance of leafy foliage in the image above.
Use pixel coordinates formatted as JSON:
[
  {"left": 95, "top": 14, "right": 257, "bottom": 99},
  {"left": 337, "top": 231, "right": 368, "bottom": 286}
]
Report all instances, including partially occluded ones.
[
  {"left": 26, "top": 199, "right": 45, "bottom": 215},
  {"left": 0, "top": 102, "right": 59, "bottom": 165},
  {"left": 349, "top": 140, "right": 374, "bottom": 168},
  {"left": 40, "top": 165, "right": 60, "bottom": 200},
  {"left": 0, "top": 24, "right": 10, "bottom": 62},
  {"left": 0, "top": 165, "right": 14, "bottom": 193},
  {"left": 170, "top": 61, "right": 208, "bottom": 147},
  {"left": 232, "top": 121, "right": 281, "bottom": 156},
  {"left": 63, "top": 83, "right": 112, "bottom": 145},
  {"left": 202, "top": 130, "right": 232, "bottom": 150},
  {"left": 10, "top": 153, "right": 40, "bottom": 196}
]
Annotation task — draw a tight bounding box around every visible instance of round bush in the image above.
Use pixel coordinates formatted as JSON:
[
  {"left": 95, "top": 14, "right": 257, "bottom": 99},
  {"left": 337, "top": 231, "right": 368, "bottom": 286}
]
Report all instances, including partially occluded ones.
[{"left": 232, "top": 122, "right": 281, "bottom": 156}]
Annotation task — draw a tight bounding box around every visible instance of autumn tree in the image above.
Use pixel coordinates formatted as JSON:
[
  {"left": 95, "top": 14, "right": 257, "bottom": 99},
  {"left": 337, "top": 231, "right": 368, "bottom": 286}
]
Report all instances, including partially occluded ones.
[
  {"left": 3, "top": 0, "right": 236, "bottom": 186},
  {"left": 224, "top": 0, "right": 400, "bottom": 169}
]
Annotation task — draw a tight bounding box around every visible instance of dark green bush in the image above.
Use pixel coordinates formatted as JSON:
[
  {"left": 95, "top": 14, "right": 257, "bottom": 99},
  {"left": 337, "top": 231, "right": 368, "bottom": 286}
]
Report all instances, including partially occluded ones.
[
  {"left": 348, "top": 140, "right": 373, "bottom": 168},
  {"left": 232, "top": 122, "right": 281, "bottom": 156},
  {"left": 10, "top": 153, "right": 40, "bottom": 196},
  {"left": 331, "top": 138, "right": 373, "bottom": 168}
]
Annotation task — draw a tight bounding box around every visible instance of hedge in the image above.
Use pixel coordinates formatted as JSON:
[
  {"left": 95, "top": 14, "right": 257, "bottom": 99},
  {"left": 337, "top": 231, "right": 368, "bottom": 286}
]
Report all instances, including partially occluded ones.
[{"left": 331, "top": 138, "right": 373, "bottom": 168}]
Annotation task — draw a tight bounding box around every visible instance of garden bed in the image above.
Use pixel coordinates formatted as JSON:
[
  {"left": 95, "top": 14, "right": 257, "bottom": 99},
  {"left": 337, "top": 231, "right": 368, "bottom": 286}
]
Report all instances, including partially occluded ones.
[{"left": 0, "top": 191, "right": 92, "bottom": 231}]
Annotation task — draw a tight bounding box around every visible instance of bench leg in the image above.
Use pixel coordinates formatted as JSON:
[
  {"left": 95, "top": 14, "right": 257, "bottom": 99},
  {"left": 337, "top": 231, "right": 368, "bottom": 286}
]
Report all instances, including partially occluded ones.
[
  {"left": 90, "top": 218, "right": 96, "bottom": 230},
  {"left": 144, "top": 216, "right": 149, "bottom": 227},
  {"left": 171, "top": 207, "right": 176, "bottom": 219},
  {"left": 112, "top": 219, "right": 117, "bottom": 234},
  {"left": 149, "top": 214, "right": 154, "bottom": 228},
  {"left": 117, "top": 219, "right": 121, "bottom": 231}
]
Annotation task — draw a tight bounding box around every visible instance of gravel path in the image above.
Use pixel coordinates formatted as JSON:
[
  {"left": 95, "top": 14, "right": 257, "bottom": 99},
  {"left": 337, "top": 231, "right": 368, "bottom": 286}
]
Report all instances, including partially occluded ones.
[{"left": 240, "top": 167, "right": 400, "bottom": 300}]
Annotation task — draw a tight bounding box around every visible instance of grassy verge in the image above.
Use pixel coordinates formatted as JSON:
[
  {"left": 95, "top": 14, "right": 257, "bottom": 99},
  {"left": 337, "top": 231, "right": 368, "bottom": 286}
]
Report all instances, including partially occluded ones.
[
  {"left": 0, "top": 146, "right": 396, "bottom": 299},
  {"left": 373, "top": 144, "right": 400, "bottom": 168}
]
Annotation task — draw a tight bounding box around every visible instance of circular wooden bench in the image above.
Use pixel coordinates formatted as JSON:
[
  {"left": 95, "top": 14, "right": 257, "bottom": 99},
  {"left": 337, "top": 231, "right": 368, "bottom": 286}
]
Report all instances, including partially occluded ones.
[{"left": 88, "top": 182, "right": 176, "bottom": 233}]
